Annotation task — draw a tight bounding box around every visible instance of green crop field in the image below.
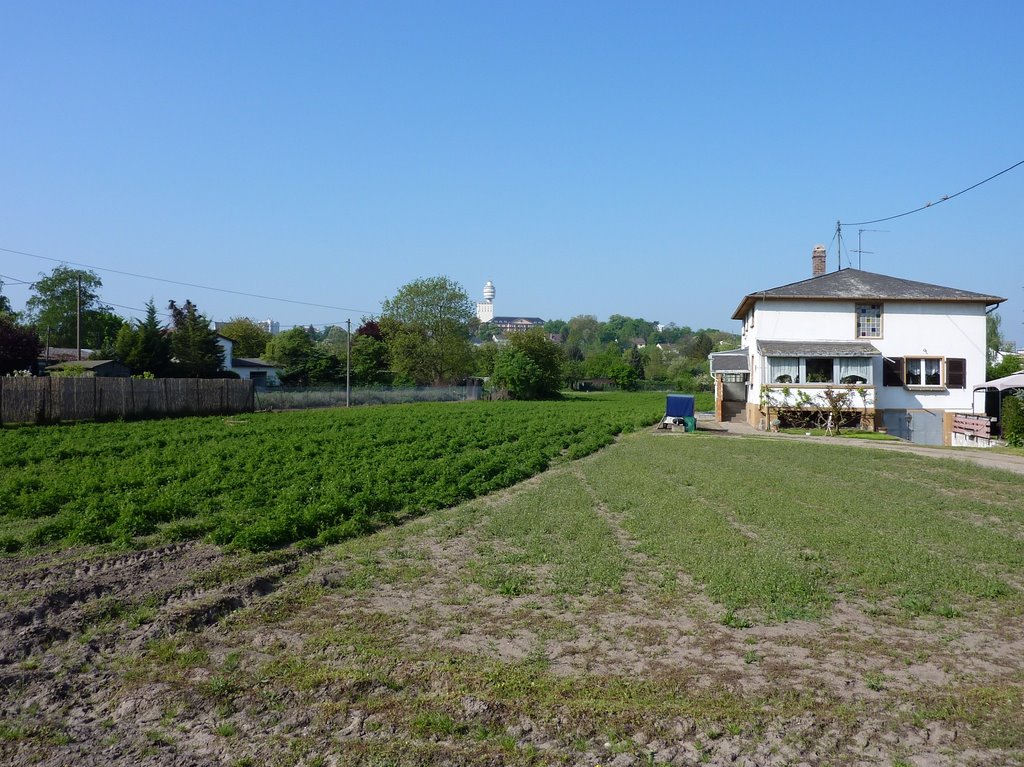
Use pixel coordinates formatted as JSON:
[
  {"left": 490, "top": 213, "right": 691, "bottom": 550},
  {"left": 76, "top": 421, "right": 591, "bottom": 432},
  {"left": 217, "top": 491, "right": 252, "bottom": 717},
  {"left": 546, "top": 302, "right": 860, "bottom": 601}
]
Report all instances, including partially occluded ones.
[{"left": 0, "top": 393, "right": 664, "bottom": 553}]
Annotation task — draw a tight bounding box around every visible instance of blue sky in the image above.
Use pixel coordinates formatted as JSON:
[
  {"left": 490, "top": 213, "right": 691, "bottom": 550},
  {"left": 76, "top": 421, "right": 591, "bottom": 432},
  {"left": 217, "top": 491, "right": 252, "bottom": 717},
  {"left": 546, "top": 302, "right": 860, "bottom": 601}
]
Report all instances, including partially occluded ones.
[{"left": 1, "top": 2, "right": 1022, "bottom": 344}]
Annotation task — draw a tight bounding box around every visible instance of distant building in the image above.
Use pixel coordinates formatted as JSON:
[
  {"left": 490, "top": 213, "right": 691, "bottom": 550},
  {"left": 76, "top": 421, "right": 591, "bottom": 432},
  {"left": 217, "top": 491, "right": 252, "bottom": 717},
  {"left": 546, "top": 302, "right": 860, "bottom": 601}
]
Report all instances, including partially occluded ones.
[
  {"left": 476, "top": 281, "right": 496, "bottom": 323},
  {"left": 216, "top": 336, "right": 280, "bottom": 388},
  {"left": 492, "top": 316, "right": 546, "bottom": 334},
  {"left": 475, "top": 281, "right": 543, "bottom": 334}
]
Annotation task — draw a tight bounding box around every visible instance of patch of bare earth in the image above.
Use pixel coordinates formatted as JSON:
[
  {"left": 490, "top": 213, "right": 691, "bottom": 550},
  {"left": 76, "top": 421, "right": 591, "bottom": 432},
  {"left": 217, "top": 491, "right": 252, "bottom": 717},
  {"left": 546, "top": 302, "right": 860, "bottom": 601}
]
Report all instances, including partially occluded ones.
[{"left": 2, "top": 462, "right": 1022, "bottom": 766}]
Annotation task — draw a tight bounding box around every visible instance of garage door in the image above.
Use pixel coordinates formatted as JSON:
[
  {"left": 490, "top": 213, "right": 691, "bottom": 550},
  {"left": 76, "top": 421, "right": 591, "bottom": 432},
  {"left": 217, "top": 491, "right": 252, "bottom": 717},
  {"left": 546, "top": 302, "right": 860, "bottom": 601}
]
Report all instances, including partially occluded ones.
[
  {"left": 882, "top": 411, "right": 910, "bottom": 441},
  {"left": 909, "top": 411, "right": 944, "bottom": 445}
]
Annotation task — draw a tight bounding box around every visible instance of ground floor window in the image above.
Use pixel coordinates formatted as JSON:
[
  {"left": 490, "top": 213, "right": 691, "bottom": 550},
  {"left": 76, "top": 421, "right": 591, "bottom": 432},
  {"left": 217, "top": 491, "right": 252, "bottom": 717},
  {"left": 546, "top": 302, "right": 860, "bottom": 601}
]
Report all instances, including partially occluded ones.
[
  {"left": 905, "top": 358, "right": 941, "bottom": 386},
  {"left": 768, "top": 357, "right": 799, "bottom": 383},
  {"left": 766, "top": 356, "right": 873, "bottom": 385},
  {"left": 805, "top": 358, "right": 834, "bottom": 383}
]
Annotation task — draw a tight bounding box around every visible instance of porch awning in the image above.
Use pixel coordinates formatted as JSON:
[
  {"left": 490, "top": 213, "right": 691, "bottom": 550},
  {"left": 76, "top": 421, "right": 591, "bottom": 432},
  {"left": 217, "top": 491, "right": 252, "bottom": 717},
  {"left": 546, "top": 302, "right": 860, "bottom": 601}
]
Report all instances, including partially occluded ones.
[
  {"left": 709, "top": 348, "right": 749, "bottom": 373},
  {"left": 973, "top": 371, "right": 1024, "bottom": 393},
  {"left": 757, "top": 340, "right": 881, "bottom": 358}
]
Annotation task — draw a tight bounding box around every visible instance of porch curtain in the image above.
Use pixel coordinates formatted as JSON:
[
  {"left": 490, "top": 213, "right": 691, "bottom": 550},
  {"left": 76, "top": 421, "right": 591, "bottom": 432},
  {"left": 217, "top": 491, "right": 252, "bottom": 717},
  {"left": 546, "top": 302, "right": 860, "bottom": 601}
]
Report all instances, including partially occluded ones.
[
  {"left": 767, "top": 357, "right": 799, "bottom": 384},
  {"left": 837, "top": 357, "right": 871, "bottom": 384}
]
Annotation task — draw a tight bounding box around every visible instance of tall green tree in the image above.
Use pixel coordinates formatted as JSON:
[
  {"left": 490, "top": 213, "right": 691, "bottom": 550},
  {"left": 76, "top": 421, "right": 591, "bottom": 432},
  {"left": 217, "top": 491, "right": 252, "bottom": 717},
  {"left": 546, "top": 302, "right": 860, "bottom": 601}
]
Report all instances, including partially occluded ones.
[
  {"left": 114, "top": 300, "right": 172, "bottom": 376},
  {"left": 350, "top": 334, "right": 389, "bottom": 385},
  {"left": 380, "top": 276, "right": 475, "bottom": 385},
  {"left": 627, "top": 346, "right": 645, "bottom": 380},
  {"left": 168, "top": 300, "right": 224, "bottom": 377},
  {"left": 264, "top": 327, "right": 342, "bottom": 385},
  {"left": 566, "top": 315, "right": 602, "bottom": 358},
  {"left": 319, "top": 325, "right": 351, "bottom": 358},
  {"left": 543, "top": 319, "right": 569, "bottom": 342},
  {"left": 0, "top": 280, "right": 14, "bottom": 319},
  {"left": 987, "top": 311, "right": 1005, "bottom": 362},
  {"left": 24, "top": 266, "right": 123, "bottom": 348},
  {"left": 0, "top": 315, "right": 42, "bottom": 375},
  {"left": 218, "top": 317, "right": 273, "bottom": 358}
]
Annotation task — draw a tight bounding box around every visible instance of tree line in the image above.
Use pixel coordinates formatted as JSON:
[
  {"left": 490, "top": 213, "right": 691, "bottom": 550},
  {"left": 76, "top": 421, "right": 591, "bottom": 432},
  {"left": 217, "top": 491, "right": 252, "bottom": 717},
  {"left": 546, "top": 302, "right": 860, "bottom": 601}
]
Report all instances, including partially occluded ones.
[{"left": 2, "top": 269, "right": 739, "bottom": 397}]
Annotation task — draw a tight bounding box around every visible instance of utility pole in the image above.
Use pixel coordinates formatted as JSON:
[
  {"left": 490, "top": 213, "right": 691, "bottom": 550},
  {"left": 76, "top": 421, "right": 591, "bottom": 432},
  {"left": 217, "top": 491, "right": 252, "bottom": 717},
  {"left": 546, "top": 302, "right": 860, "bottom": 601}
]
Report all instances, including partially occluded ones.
[
  {"left": 346, "top": 318, "right": 351, "bottom": 407},
  {"left": 76, "top": 274, "right": 82, "bottom": 361}
]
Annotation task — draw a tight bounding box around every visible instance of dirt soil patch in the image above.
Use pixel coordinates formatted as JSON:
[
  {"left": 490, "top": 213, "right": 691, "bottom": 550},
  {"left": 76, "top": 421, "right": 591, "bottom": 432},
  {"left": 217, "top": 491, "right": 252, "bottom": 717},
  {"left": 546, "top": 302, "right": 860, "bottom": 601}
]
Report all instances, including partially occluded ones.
[{"left": 2, "top": 452, "right": 1022, "bottom": 766}]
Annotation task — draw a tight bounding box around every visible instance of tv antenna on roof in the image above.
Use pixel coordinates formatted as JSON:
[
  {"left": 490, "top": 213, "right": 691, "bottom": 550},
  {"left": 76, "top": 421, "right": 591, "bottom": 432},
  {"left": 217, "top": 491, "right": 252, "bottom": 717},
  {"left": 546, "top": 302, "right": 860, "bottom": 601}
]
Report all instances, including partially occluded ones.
[{"left": 851, "top": 229, "right": 889, "bottom": 270}]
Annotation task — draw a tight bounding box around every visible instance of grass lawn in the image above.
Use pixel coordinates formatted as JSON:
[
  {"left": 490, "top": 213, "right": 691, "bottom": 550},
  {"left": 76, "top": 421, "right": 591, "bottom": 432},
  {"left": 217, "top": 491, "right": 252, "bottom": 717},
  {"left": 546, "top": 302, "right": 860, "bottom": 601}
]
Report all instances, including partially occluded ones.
[{"left": 585, "top": 434, "right": 1023, "bottom": 621}]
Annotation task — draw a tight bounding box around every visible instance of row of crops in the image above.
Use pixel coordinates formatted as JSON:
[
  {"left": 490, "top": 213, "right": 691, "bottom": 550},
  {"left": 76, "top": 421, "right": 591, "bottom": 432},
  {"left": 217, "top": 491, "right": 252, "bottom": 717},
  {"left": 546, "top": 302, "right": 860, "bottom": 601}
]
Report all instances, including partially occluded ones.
[{"left": 0, "top": 393, "right": 665, "bottom": 552}]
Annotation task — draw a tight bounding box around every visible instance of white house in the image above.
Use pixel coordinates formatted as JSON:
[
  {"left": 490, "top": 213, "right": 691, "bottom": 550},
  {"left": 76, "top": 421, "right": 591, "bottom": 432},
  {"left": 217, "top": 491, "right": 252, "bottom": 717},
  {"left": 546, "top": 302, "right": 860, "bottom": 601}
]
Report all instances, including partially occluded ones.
[
  {"left": 216, "top": 336, "right": 280, "bottom": 388},
  {"left": 711, "top": 246, "right": 1005, "bottom": 445}
]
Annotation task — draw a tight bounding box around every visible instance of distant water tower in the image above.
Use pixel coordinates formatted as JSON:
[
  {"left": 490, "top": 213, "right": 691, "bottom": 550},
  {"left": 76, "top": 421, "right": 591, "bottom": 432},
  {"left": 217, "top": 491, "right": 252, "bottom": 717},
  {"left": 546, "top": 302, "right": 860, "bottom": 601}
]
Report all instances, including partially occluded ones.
[{"left": 476, "top": 280, "right": 495, "bottom": 322}]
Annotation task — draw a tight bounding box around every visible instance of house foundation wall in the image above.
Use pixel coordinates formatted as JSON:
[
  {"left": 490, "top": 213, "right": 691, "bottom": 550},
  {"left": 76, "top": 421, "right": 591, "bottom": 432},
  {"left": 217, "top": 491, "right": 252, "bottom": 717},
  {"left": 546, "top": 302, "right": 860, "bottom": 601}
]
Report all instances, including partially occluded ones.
[{"left": 748, "top": 403, "right": 878, "bottom": 432}]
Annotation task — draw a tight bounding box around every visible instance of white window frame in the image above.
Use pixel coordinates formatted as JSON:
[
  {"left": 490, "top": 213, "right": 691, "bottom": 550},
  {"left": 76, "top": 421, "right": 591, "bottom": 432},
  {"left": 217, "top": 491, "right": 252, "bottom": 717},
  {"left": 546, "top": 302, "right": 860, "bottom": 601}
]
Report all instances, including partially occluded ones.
[
  {"left": 904, "top": 357, "right": 944, "bottom": 388},
  {"left": 764, "top": 356, "right": 874, "bottom": 385}
]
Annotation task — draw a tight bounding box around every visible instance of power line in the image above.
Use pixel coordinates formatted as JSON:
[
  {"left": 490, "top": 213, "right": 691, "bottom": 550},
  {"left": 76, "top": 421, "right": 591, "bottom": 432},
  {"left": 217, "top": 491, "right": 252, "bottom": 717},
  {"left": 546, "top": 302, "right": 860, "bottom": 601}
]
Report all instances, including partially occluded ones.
[
  {"left": 0, "top": 245, "right": 376, "bottom": 315},
  {"left": 845, "top": 159, "right": 1024, "bottom": 227},
  {"left": 0, "top": 273, "right": 34, "bottom": 286}
]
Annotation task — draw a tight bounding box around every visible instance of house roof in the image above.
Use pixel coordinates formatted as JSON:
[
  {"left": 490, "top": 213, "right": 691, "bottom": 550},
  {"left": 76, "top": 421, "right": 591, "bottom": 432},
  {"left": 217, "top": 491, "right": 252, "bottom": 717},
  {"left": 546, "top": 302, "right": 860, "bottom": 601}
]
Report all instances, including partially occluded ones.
[
  {"left": 39, "top": 347, "right": 94, "bottom": 362},
  {"left": 709, "top": 348, "right": 749, "bottom": 373},
  {"left": 492, "top": 316, "right": 545, "bottom": 324},
  {"left": 46, "top": 359, "right": 127, "bottom": 370},
  {"left": 231, "top": 357, "right": 277, "bottom": 369},
  {"left": 732, "top": 268, "right": 1006, "bottom": 319},
  {"left": 757, "top": 340, "right": 881, "bottom": 358}
]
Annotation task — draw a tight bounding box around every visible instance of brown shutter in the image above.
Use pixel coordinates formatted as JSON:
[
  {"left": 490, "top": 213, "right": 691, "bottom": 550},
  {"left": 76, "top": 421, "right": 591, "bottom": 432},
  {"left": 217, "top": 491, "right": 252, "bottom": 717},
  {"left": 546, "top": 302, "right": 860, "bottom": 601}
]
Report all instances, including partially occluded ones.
[
  {"left": 946, "top": 358, "right": 966, "bottom": 389},
  {"left": 882, "top": 357, "right": 904, "bottom": 387}
]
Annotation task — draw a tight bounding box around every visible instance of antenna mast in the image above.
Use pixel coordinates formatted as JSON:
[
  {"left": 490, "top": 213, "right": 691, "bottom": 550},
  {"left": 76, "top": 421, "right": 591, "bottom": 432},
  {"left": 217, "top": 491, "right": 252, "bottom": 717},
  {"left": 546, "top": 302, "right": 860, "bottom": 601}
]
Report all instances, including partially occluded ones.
[
  {"left": 835, "top": 221, "right": 842, "bottom": 270},
  {"left": 851, "top": 229, "right": 889, "bottom": 270}
]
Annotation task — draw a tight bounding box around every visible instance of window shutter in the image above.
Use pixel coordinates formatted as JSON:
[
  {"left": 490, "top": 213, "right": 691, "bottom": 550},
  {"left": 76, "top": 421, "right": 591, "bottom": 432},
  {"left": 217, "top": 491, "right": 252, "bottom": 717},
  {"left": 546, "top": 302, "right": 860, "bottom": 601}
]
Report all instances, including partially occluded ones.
[
  {"left": 882, "top": 357, "right": 904, "bottom": 387},
  {"left": 946, "top": 358, "right": 966, "bottom": 389}
]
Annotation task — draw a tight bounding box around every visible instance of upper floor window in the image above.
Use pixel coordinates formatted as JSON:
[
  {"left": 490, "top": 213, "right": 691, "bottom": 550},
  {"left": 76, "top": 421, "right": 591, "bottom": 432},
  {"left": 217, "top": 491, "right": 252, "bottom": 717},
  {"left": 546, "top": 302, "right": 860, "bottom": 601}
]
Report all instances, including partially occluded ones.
[{"left": 856, "top": 303, "right": 882, "bottom": 338}]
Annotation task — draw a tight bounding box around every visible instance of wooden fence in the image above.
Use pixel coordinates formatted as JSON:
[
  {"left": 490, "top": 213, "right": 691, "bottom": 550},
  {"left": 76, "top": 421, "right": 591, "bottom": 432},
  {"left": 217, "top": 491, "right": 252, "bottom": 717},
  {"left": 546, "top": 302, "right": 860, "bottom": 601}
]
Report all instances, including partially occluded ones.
[
  {"left": 952, "top": 413, "right": 993, "bottom": 439},
  {"left": 0, "top": 377, "right": 255, "bottom": 425}
]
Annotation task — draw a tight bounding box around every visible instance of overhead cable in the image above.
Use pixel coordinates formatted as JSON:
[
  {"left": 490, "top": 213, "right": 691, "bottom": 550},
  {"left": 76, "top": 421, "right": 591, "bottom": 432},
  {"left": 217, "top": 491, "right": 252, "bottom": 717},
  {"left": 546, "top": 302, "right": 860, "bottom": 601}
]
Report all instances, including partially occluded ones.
[
  {"left": 846, "top": 159, "right": 1024, "bottom": 226},
  {"left": 0, "top": 246, "right": 375, "bottom": 314}
]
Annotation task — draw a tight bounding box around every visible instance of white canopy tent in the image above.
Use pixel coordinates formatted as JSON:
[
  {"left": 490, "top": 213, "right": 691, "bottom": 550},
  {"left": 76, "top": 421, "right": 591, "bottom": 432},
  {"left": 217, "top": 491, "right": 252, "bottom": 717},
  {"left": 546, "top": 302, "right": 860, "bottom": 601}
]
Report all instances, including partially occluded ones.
[{"left": 972, "top": 371, "right": 1024, "bottom": 422}]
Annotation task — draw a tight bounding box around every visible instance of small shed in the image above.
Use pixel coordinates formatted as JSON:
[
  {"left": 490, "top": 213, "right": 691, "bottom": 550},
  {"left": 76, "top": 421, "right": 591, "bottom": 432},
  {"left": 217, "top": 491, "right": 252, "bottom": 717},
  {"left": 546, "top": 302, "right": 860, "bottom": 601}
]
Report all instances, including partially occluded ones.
[{"left": 46, "top": 359, "right": 131, "bottom": 378}]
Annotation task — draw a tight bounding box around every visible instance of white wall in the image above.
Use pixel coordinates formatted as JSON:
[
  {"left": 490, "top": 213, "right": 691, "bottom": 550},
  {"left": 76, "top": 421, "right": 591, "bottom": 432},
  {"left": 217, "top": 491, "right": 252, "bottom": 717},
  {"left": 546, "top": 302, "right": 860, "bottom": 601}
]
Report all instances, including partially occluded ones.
[
  {"left": 233, "top": 367, "right": 280, "bottom": 385},
  {"left": 744, "top": 298, "right": 988, "bottom": 411}
]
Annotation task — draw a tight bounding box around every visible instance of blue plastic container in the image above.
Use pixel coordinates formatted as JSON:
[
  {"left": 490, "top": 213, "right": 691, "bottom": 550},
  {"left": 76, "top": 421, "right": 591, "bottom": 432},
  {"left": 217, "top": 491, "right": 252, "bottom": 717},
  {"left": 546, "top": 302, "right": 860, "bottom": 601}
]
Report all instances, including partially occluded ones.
[{"left": 666, "top": 394, "right": 695, "bottom": 418}]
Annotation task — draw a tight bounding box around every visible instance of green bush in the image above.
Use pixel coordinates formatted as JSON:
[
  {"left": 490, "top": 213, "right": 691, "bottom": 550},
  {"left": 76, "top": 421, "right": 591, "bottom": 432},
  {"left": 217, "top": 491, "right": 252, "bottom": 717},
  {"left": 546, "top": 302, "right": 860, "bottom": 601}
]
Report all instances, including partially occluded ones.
[
  {"left": 490, "top": 329, "right": 564, "bottom": 399},
  {"left": 1003, "top": 392, "right": 1024, "bottom": 447}
]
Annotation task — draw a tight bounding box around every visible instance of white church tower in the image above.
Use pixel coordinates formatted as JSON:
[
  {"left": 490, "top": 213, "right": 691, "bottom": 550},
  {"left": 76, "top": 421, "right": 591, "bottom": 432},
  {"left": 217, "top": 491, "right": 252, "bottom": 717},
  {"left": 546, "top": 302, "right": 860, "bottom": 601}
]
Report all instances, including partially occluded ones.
[{"left": 476, "top": 280, "right": 495, "bottom": 323}]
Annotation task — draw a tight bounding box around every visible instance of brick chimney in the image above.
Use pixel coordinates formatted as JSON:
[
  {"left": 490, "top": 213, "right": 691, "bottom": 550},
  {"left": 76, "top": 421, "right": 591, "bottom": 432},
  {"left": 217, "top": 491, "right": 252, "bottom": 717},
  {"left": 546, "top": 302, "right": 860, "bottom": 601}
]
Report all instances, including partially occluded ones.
[{"left": 812, "top": 244, "right": 827, "bottom": 277}]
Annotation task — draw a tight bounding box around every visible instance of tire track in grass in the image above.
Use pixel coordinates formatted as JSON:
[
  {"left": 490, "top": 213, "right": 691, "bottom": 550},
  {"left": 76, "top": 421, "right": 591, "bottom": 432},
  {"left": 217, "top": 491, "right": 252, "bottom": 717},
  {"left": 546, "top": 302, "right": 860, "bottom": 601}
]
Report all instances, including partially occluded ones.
[{"left": 581, "top": 435, "right": 835, "bottom": 622}]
